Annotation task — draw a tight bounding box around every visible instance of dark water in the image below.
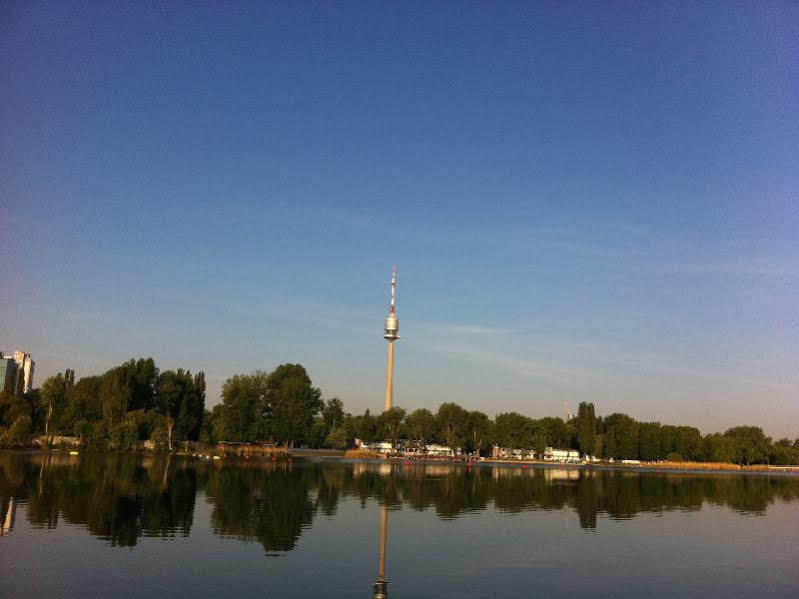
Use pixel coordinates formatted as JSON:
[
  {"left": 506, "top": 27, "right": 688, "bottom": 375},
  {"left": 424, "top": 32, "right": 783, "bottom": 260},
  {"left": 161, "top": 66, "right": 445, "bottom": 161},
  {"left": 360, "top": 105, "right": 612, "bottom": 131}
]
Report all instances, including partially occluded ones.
[{"left": 1, "top": 453, "right": 798, "bottom": 598}]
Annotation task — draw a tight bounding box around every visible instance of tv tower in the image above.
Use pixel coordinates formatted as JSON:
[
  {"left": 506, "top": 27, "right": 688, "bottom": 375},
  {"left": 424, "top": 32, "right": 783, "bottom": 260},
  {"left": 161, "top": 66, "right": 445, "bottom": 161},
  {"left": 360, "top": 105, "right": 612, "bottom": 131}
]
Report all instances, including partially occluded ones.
[{"left": 383, "top": 267, "right": 400, "bottom": 412}]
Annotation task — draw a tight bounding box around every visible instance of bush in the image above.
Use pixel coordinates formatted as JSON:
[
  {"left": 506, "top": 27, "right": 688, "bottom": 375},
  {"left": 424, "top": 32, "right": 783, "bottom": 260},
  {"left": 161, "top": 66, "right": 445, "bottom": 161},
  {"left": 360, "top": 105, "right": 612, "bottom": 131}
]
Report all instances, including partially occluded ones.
[
  {"left": 109, "top": 420, "right": 139, "bottom": 452},
  {"left": 125, "top": 409, "right": 156, "bottom": 441},
  {"left": 199, "top": 416, "right": 215, "bottom": 445},
  {"left": 82, "top": 421, "right": 109, "bottom": 451},
  {"left": 325, "top": 426, "right": 350, "bottom": 449},
  {"left": 666, "top": 452, "right": 683, "bottom": 462},
  {"left": 8, "top": 415, "right": 32, "bottom": 445},
  {"left": 150, "top": 416, "right": 170, "bottom": 452}
]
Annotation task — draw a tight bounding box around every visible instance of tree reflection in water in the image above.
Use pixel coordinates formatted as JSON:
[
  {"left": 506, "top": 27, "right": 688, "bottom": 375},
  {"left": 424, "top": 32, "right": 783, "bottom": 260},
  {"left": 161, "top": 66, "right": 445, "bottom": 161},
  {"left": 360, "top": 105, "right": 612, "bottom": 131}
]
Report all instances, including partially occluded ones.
[
  {"left": 1, "top": 453, "right": 797, "bottom": 552},
  {"left": 201, "top": 461, "right": 316, "bottom": 553}
]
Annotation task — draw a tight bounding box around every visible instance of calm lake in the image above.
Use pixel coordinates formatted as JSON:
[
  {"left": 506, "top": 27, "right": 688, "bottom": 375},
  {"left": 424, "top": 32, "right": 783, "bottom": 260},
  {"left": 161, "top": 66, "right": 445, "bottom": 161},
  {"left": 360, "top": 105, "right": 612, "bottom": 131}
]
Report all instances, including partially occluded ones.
[{"left": 1, "top": 452, "right": 797, "bottom": 598}]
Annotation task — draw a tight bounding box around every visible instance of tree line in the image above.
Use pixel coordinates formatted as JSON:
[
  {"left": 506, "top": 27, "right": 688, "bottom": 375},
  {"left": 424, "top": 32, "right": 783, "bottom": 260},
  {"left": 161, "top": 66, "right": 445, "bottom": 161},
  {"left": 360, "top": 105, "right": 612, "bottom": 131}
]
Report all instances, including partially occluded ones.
[
  {"left": 204, "top": 370, "right": 799, "bottom": 465},
  {"left": 0, "top": 358, "right": 205, "bottom": 450},
  {"left": 496, "top": 404, "right": 799, "bottom": 466},
  {"left": 2, "top": 359, "right": 797, "bottom": 465}
]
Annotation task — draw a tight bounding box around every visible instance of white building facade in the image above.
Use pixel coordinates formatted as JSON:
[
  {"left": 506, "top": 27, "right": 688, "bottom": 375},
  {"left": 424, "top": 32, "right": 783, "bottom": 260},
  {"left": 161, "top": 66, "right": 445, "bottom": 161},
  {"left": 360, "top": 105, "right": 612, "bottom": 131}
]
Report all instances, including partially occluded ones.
[
  {"left": 543, "top": 447, "right": 581, "bottom": 463},
  {"left": 12, "top": 351, "right": 34, "bottom": 393}
]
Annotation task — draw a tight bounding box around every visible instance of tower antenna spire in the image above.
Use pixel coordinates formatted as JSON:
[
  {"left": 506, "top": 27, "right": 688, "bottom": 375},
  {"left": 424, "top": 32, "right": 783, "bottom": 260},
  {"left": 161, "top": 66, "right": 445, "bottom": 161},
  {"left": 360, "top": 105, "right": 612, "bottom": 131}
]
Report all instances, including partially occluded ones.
[{"left": 389, "top": 266, "right": 396, "bottom": 314}]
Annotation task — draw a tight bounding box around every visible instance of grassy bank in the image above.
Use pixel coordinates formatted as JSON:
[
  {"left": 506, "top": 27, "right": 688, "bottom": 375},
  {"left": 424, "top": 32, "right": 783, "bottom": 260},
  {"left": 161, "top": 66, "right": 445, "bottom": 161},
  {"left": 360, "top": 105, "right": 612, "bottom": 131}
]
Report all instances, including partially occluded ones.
[{"left": 627, "top": 460, "right": 799, "bottom": 472}]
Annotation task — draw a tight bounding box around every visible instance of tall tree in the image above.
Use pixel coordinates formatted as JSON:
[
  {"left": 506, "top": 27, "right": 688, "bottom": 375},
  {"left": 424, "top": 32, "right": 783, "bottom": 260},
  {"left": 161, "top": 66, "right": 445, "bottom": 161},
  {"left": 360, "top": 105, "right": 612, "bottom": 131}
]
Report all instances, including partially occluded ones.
[
  {"left": 536, "top": 417, "right": 571, "bottom": 450},
  {"left": 467, "top": 411, "right": 492, "bottom": 456},
  {"left": 265, "top": 364, "right": 323, "bottom": 448},
  {"left": 576, "top": 402, "right": 597, "bottom": 457},
  {"left": 436, "top": 403, "right": 469, "bottom": 451},
  {"left": 724, "top": 426, "right": 771, "bottom": 465},
  {"left": 216, "top": 371, "right": 270, "bottom": 442},
  {"left": 322, "top": 398, "right": 345, "bottom": 432},
  {"left": 378, "top": 407, "right": 406, "bottom": 449},
  {"left": 62, "top": 376, "right": 102, "bottom": 437},
  {"left": 603, "top": 413, "right": 640, "bottom": 460},
  {"left": 156, "top": 369, "right": 206, "bottom": 449},
  {"left": 40, "top": 372, "right": 71, "bottom": 438},
  {"left": 638, "top": 421, "right": 662, "bottom": 461},
  {"left": 98, "top": 368, "right": 132, "bottom": 425},
  {"left": 494, "top": 412, "right": 533, "bottom": 449},
  {"left": 349, "top": 410, "right": 377, "bottom": 444},
  {"left": 405, "top": 408, "right": 437, "bottom": 448}
]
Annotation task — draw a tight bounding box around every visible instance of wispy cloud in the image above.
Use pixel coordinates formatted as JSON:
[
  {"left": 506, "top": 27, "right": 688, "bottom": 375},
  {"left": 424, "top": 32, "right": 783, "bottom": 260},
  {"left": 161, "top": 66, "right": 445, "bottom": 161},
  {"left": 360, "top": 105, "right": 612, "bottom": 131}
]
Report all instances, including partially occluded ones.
[
  {"left": 424, "top": 342, "right": 617, "bottom": 386},
  {"left": 661, "top": 257, "right": 799, "bottom": 278},
  {"left": 425, "top": 323, "right": 514, "bottom": 336},
  {"left": 422, "top": 336, "right": 785, "bottom": 391}
]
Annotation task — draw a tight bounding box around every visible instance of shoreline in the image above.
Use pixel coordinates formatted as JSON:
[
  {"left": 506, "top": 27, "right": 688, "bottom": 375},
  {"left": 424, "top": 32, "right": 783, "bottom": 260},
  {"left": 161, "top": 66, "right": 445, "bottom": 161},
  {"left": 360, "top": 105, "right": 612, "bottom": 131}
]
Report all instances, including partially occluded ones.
[
  {"left": 476, "top": 458, "right": 799, "bottom": 476},
  {"left": 5, "top": 448, "right": 798, "bottom": 475},
  {"left": 344, "top": 452, "right": 799, "bottom": 475}
]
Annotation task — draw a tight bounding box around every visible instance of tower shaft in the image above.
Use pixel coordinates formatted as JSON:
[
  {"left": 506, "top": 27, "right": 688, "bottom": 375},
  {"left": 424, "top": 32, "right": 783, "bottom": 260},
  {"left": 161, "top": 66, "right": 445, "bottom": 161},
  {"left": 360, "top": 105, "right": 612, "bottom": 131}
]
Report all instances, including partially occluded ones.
[{"left": 384, "top": 341, "right": 395, "bottom": 412}]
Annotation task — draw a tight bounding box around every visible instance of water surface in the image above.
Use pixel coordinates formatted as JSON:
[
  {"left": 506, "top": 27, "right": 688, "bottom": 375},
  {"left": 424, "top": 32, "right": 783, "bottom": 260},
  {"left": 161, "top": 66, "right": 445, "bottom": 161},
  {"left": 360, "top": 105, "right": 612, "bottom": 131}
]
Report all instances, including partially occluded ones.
[{"left": 1, "top": 452, "right": 797, "bottom": 597}]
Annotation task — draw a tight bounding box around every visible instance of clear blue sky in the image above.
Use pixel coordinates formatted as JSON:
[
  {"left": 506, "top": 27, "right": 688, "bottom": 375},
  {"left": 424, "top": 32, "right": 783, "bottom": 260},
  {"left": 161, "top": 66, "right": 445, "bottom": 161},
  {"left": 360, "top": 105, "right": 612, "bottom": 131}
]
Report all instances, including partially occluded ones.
[{"left": 1, "top": 2, "right": 797, "bottom": 437}]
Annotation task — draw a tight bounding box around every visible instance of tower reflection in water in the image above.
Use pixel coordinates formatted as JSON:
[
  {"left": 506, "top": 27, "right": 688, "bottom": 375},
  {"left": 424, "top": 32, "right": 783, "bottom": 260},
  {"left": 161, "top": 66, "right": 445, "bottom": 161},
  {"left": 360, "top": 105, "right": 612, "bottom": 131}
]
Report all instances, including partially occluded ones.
[
  {"left": 373, "top": 503, "right": 389, "bottom": 598},
  {"left": 1, "top": 496, "right": 15, "bottom": 536}
]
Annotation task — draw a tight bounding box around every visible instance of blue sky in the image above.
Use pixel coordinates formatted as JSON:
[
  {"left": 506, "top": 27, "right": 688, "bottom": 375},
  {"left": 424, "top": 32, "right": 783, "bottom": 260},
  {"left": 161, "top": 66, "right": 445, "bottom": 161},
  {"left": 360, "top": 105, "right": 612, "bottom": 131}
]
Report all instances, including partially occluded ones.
[{"left": 1, "top": 2, "right": 797, "bottom": 437}]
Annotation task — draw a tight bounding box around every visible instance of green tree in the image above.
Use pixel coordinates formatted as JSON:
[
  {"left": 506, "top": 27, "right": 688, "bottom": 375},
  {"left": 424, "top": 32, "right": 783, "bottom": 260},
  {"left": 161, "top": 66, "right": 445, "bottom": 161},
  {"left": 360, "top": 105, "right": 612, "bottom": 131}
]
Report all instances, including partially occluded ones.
[
  {"left": 98, "top": 358, "right": 159, "bottom": 425},
  {"left": 724, "top": 426, "right": 771, "bottom": 465},
  {"left": 536, "top": 417, "right": 571, "bottom": 450},
  {"left": 0, "top": 389, "right": 34, "bottom": 436},
  {"left": 405, "top": 408, "right": 437, "bottom": 448},
  {"left": 6, "top": 414, "right": 32, "bottom": 446},
  {"left": 494, "top": 412, "right": 533, "bottom": 449},
  {"left": 465, "top": 410, "right": 492, "bottom": 456},
  {"left": 638, "top": 422, "right": 662, "bottom": 461},
  {"left": 98, "top": 368, "right": 132, "bottom": 424},
  {"left": 700, "top": 433, "right": 735, "bottom": 462},
  {"left": 378, "top": 407, "right": 406, "bottom": 448},
  {"left": 323, "top": 398, "right": 345, "bottom": 431},
  {"left": 349, "top": 410, "right": 377, "bottom": 444},
  {"left": 62, "top": 376, "right": 102, "bottom": 436},
  {"left": 216, "top": 371, "right": 270, "bottom": 442},
  {"left": 199, "top": 409, "right": 216, "bottom": 445},
  {"left": 603, "top": 413, "right": 640, "bottom": 460},
  {"left": 156, "top": 369, "right": 206, "bottom": 449},
  {"left": 265, "top": 364, "right": 323, "bottom": 448},
  {"left": 325, "top": 426, "right": 351, "bottom": 449},
  {"left": 436, "top": 403, "right": 469, "bottom": 451},
  {"left": 305, "top": 416, "right": 329, "bottom": 448},
  {"left": 658, "top": 425, "right": 701, "bottom": 461},
  {"left": 771, "top": 439, "right": 799, "bottom": 466},
  {"left": 209, "top": 404, "right": 228, "bottom": 444},
  {"left": 40, "top": 371, "right": 74, "bottom": 438},
  {"left": 576, "top": 402, "right": 597, "bottom": 457}
]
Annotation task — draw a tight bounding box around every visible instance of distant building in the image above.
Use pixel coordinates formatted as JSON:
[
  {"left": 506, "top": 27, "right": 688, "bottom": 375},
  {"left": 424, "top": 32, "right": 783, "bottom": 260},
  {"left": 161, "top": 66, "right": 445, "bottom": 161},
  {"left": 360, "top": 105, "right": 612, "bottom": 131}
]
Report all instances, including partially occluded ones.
[
  {"left": 12, "top": 351, "right": 34, "bottom": 393},
  {"left": 424, "top": 444, "right": 454, "bottom": 457},
  {"left": 368, "top": 442, "right": 395, "bottom": 453},
  {"left": 0, "top": 356, "right": 18, "bottom": 394},
  {"left": 492, "top": 445, "right": 537, "bottom": 460},
  {"left": 0, "top": 351, "right": 35, "bottom": 394},
  {"left": 543, "top": 447, "right": 581, "bottom": 463}
]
